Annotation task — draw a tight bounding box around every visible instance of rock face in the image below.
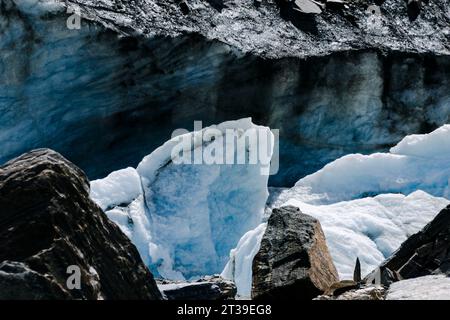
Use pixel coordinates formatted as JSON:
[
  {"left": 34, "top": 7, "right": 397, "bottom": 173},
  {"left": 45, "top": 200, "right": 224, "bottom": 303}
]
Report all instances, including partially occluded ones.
[
  {"left": 252, "top": 206, "right": 339, "bottom": 300},
  {"left": 158, "top": 276, "right": 237, "bottom": 300},
  {"left": 0, "top": 149, "right": 162, "bottom": 300},
  {"left": 1, "top": 1, "right": 450, "bottom": 187},
  {"left": 365, "top": 205, "right": 450, "bottom": 283}
]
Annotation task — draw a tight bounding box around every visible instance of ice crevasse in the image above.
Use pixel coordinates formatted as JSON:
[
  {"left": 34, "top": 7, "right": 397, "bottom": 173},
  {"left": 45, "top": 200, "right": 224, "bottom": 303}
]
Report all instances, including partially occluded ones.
[
  {"left": 224, "top": 124, "right": 450, "bottom": 297},
  {"left": 91, "top": 118, "right": 274, "bottom": 280}
]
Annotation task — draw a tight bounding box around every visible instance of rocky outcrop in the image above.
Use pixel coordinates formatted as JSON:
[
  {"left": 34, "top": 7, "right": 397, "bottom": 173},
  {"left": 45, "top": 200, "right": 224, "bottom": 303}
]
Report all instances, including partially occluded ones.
[
  {"left": 366, "top": 205, "right": 450, "bottom": 282},
  {"left": 252, "top": 206, "right": 339, "bottom": 300},
  {"left": 0, "top": 149, "right": 162, "bottom": 300},
  {"left": 157, "top": 276, "right": 237, "bottom": 300}
]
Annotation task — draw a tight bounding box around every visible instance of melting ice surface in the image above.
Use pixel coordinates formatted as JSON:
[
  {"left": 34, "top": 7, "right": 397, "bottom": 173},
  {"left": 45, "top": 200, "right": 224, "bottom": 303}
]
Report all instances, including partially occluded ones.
[
  {"left": 91, "top": 118, "right": 274, "bottom": 280},
  {"left": 224, "top": 125, "right": 450, "bottom": 297},
  {"left": 93, "top": 121, "right": 450, "bottom": 298}
]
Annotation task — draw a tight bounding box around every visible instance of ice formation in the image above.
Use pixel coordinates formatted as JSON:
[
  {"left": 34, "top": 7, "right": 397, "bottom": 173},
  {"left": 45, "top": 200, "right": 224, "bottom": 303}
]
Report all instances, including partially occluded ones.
[
  {"left": 288, "top": 124, "right": 450, "bottom": 204},
  {"left": 224, "top": 125, "right": 450, "bottom": 297},
  {"left": 91, "top": 118, "right": 274, "bottom": 280},
  {"left": 386, "top": 275, "right": 450, "bottom": 300}
]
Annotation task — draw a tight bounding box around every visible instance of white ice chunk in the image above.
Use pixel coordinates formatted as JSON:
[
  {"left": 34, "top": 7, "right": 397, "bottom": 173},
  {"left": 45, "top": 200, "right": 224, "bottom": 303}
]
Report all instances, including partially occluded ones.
[{"left": 90, "top": 167, "right": 142, "bottom": 211}]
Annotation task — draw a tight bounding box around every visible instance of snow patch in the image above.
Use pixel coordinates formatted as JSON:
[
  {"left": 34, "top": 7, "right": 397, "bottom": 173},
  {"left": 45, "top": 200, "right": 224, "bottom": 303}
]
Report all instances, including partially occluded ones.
[{"left": 387, "top": 275, "right": 450, "bottom": 300}]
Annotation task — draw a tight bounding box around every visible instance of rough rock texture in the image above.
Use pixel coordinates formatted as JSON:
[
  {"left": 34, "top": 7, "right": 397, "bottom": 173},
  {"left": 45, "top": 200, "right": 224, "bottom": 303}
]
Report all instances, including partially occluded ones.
[
  {"left": 366, "top": 205, "right": 450, "bottom": 281},
  {"left": 315, "top": 285, "right": 386, "bottom": 300},
  {"left": 0, "top": 149, "right": 162, "bottom": 300},
  {"left": 49, "top": 0, "right": 450, "bottom": 58},
  {"left": 323, "top": 280, "right": 360, "bottom": 297},
  {"left": 252, "top": 206, "right": 339, "bottom": 300},
  {"left": 1, "top": 1, "right": 450, "bottom": 187},
  {"left": 157, "top": 276, "right": 237, "bottom": 300}
]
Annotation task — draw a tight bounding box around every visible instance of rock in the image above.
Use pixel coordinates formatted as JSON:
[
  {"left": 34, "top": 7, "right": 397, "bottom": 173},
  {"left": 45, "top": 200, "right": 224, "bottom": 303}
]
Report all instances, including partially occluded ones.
[
  {"left": 353, "top": 257, "right": 361, "bottom": 282},
  {"left": 178, "top": 1, "right": 191, "bottom": 14},
  {"left": 157, "top": 276, "right": 236, "bottom": 300},
  {"left": 315, "top": 285, "right": 386, "bottom": 300},
  {"left": 0, "top": 261, "right": 69, "bottom": 300},
  {"left": 365, "top": 205, "right": 450, "bottom": 282},
  {"left": 407, "top": 0, "right": 422, "bottom": 21},
  {"left": 326, "top": 0, "right": 346, "bottom": 10},
  {"left": 206, "top": 0, "right": 226, "bottom": 11},
  {"left": 323, "top": 280, "right": 359, "bottom": 297},
  {"left": 0, "top": 149, "right": 162, "bottom": 300},
  {"left": 252, "top": 206, "right": 339, "bottom": 300}
]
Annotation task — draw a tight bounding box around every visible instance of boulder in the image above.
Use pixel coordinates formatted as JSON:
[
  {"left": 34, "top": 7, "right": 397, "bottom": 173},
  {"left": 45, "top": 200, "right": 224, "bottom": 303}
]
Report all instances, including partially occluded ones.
[
  {"left": 365, "top": 205, "right": 450, "bottom": 282},
  {"left": 323, "top": 280, "right": 360, "bottom": 297},
  {"left": 315, "top": 285, "right": 386, "bottom": 300},
  {"left": 158, "top": 276, "right": 237, "bottom": 300},
  {"left": 0, "top": 149, "right": 162, "bottom": 300},
  {"left": 252, "top": 206, "right": 339, "bottom": 300}
]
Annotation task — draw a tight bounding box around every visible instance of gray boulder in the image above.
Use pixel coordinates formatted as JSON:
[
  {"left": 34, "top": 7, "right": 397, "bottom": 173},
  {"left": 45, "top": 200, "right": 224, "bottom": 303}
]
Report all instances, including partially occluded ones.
[
  {"left": 365, "top": 205, "right": 450, "bottom": 283},
  {"left": 158, "top": 276, "right": 236, "bottom": 300},
  {"left": 252, "top": 206, "right": 339, "bottom": 300},
  {"left": 0, "top": 149, "right": 162, "bottom": 300}
]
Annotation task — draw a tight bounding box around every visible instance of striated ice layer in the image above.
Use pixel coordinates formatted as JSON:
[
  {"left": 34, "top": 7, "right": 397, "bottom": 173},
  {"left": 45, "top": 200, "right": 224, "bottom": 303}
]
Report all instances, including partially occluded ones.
[{"left": 91, "top": 118, "right": 274, "bottom": 280}]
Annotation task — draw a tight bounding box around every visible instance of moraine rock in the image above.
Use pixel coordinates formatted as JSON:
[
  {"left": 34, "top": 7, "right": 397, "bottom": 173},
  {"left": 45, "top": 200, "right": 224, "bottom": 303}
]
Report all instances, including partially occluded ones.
[
  {"left": 157, "top": 276, "right": 237, "bottom": 300},
  {"left": 252, "top": 206, "right": 339, "bottom": 300},
  {"left": 0, "top": 149, "right": 162, "bottom": 300},
  {"left": 365, "top": 205, "right": 450, "bottom": 283},
  {"left": 315, "top": 284, "right": 386, "bottom": 300}
]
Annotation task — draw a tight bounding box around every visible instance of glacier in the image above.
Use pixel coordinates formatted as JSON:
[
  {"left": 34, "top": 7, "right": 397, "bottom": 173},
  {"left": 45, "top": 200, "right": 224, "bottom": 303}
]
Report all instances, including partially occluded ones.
[
  {"left": 224, "top": 125, "right": 450, "bottom": 297},
  {"left": 2, "top": 0, "right": 450, "bottom": 188},
  {"left": 91, "top": 118, "right": 274, "bottom": 280}
]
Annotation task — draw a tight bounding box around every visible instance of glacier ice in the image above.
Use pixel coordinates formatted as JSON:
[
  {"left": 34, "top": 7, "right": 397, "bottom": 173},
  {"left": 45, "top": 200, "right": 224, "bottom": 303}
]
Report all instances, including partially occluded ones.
[
  {"left": 224, "top": 191, "right": 449, "bottom": 297},
  {"left": 91, "top": 118, "right": 274, "bottom": 280},
  {"left": 287, "top": 124, "right": 450, "bottom": 204},
  {"left": 224, "top": 125, "right": 450, "bottom": 297}
]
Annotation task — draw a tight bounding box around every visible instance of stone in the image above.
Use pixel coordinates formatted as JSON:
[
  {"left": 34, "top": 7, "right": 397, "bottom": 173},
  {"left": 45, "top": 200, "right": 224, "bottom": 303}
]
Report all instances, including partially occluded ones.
[
  {"left": 323, "top": 280, "right": 359, "bottom": 297},
  {"left": 365, "top": 205, "right": 450, "bottom": 282},
  {"left": 252, "top": 206, "right": 339, "bottom": 300},
  {"left": 158, "top": 276, "right": 236, "bottom": 300},
  {"left": 178, "top": 1, "right": 191, "bottom": 15},
  {"left": 407, "top": 0, "right": 422, "bottom": 21},
  {"left": 353, "top": 257, "right": 361, "bottom": 282},
  {"left": 0, "top": 149, "right": 162, "bottom": 300},
  {"left": 315, "top": 285, "right": 386, "bottom": 300}
]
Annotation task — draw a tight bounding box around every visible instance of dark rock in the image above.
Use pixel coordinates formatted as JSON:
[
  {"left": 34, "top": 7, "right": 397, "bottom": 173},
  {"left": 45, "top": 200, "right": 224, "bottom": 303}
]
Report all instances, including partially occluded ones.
[
  {"left": 0, "top": 149, "right": 162, "bottom": 300},
  {"left": 252, "top": 206, "right": 339, "bottom": 300},
  {"left": 0, "top": 261, "right": 69, "bottom": 300},
  {"left": 326, "top": 0, "right": 346, "bottom": 10},
  {"left": 206, "top": 0, "right": 226, "bottom": 11},
  {"left": 353, "top": 257, "right": 361, "bottom": 282},
  {"left": 178, "top": 1, "right": 190, "bottom": 14},
  {"left": 365, "top": 205, "right": 450, "bottom": 283},
  {"left": 157, "top": 276, "right": 236, "bottom": 300},
  {"left": 407, "top": 0, "right": 422, "bottom": 21}
]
